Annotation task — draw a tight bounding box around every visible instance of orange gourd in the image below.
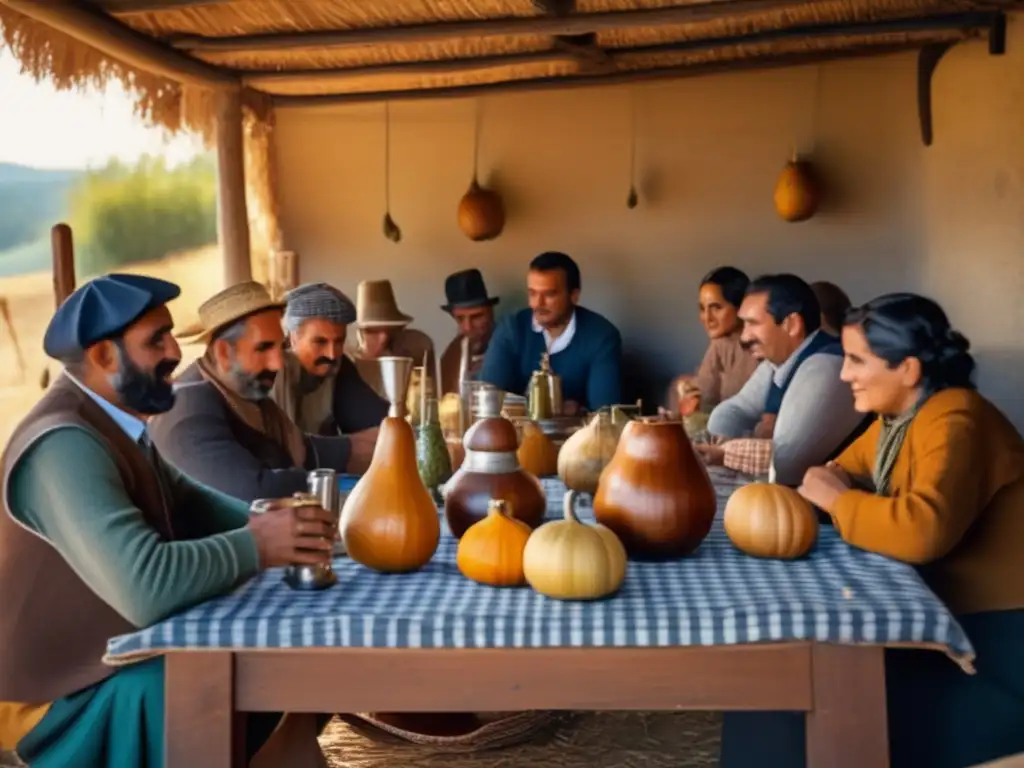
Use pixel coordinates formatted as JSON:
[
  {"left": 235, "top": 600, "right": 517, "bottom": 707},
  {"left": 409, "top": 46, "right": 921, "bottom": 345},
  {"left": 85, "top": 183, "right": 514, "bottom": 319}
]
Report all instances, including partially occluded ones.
[
  {"left": 457, "top": 179, "right": 505, "bottom": 241},
  {"left": 723, "top": 483, "right": 818, "bottom": 559},
  {"left": 517, "top": 420, "right": 559, "bottom": 477},
  {"left": 340, "top": 416, "right": 440, "bottom": 573},
  {"left": 773, "top": 154, "right": 821, "bottom": 223},
  {"left": 456, "top": 499, "right": 531, "bottom": 587}
]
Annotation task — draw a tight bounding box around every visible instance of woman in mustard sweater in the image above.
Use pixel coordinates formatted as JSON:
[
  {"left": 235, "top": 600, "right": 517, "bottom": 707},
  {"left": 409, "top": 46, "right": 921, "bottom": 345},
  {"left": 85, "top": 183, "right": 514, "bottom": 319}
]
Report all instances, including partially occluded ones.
[{"left": 720, "top": 293, "right": 1024, "bottom": 768}]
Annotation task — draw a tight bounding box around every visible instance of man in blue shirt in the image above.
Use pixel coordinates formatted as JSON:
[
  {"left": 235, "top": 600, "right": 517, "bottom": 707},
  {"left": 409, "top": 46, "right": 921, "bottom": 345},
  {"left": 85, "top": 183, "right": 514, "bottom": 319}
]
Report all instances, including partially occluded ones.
[{"left": 479, "top": 251, "right": 622, "bottom": 412}]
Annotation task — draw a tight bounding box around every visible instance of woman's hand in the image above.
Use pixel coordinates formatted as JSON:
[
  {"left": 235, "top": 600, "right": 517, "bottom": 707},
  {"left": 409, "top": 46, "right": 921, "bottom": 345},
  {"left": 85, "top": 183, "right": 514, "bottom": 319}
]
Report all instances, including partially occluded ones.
[{"left": 797, "top": 466, "right": 851, "bottom": 514}]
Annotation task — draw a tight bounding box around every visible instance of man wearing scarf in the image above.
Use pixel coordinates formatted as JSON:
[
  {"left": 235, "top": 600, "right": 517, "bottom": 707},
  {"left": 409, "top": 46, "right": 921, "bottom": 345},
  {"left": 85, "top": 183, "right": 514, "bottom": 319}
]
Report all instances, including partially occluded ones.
[
  {"left": 147, "top": 282, "right": 365, "bottom": 503},
  {"left": 272, "top": 282, "right": 388, "bottom": 435},
  {"left": 0, "top": 274, "right": 334, "bottom": 766}
]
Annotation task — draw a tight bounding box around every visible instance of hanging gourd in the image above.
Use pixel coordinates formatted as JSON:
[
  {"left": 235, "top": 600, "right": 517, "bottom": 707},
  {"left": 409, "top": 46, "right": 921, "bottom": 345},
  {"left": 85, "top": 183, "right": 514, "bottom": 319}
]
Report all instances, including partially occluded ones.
[
  {"left": 557, "top": 410, "right": 621, "bottom": 495},
  {"left": 340, "top": 357, "right": 439, "bottom": 572},
  {"left": 517, "top": 420, "right": 559, "bottom": 478},
  {"left": 381, "top": 102, "right": 402, "bottom": 243},
  {"left": 457, "top": 98, "right": 505, "bottom": 241},
  {"left": 773, "top": 151, "right": 821, "bottom": 223},
  {"left": 625, "top": 88, "right": 639, "bottom": 210},
  {"left": 522, "top": 490, "right": 627, "bottom": 601},
  {"left": 723, "top": 483, "right": 818, "bottom": 560},
  {"left": 593, "top": 418, "right": 717, "bottom": 559},
  {"left": 456, "top": 499, "right": 531, "bottom": 587}
]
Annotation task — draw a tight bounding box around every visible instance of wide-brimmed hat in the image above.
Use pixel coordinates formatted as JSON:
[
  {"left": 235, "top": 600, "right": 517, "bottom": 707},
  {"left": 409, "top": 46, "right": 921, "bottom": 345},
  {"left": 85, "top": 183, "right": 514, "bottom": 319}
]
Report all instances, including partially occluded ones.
[
  {"left": 441, "top": 268, "right": 500, "bottom": 313},
  {"left": 355, "top": 279, "right": 413, "bottom": 329},
  {"left": 176, "top": 281, "right": 283, "bottom": 344}
]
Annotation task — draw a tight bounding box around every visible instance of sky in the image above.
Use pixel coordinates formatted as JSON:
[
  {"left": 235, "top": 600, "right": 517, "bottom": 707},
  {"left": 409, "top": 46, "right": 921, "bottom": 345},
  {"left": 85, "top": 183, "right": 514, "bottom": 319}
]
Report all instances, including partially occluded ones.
[{"left": 0, "top": 49, "right": 206, "bottom": 170}]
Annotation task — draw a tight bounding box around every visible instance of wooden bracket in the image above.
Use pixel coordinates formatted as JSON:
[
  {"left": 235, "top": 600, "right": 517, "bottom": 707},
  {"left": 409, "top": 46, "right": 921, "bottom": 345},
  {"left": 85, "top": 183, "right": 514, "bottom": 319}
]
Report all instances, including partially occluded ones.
[{"left": 918, "top": 12, "right": 1006, "bottom": 147}]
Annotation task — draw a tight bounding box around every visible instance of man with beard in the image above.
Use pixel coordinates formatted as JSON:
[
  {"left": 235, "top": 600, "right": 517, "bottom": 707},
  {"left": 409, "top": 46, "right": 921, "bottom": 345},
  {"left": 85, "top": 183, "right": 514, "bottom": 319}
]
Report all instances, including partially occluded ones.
[
  {"left": 0, "top": 274, "right": 334, "bottom": 766},
  {"left": 479, "top": 251, "right": 622, "bottom": 412},
  {"left": 699, "top": 273, "right": 869, "bottom": 485},
  {"left": 272, "top": 282, "right": 388, "bottom": 434},
  {"left": 438, "top": 269, "right": 499, "bottom": 395},
  {"left": 147, "top": 281, "right": 368, "bottom": 503}
]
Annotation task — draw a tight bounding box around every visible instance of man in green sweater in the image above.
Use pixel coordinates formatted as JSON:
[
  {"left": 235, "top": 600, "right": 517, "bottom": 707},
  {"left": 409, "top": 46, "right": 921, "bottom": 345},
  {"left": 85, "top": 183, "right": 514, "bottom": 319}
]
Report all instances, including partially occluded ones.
[{"left": 0, "top": 274, "right": 334, "bottom": 767}]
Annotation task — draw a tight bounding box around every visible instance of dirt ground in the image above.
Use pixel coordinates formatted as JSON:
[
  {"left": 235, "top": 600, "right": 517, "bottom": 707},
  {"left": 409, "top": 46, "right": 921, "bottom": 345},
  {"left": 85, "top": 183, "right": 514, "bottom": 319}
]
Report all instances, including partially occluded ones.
[{"left": 0, "top": 246, "right": 219, "bottom": 446}]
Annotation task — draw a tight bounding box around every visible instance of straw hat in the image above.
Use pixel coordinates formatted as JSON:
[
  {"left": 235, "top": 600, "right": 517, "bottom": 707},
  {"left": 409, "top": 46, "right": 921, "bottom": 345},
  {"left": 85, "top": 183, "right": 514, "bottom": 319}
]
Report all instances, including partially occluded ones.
[
  {"left": 355, "top": 279, "right": 413, "bottom": 329},
  {"left": 176, "top": 281, "right": 284, "bottom": 343}
]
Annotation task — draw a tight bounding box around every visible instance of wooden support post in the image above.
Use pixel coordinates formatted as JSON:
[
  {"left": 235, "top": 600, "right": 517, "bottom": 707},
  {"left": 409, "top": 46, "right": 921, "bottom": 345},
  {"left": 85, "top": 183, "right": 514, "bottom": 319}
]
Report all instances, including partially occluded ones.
[
  {"left": 51, "top": 223, "right": 76, "bottom": 307},
  {"left": 215, "top": 88, "right": 252, "bottom": 287}
]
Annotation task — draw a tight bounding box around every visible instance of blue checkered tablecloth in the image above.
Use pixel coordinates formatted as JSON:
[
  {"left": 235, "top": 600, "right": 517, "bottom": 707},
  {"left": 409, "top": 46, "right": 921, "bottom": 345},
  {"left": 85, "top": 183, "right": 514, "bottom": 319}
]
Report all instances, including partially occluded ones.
[{"left": 104, "top": 469, "right": 975, "bottom": 668}]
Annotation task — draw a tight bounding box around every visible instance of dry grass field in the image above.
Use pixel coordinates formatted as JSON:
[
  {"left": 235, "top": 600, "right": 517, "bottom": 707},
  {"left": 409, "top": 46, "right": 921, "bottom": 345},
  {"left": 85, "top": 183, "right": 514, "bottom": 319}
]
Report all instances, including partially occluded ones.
[{"left": 0, "top": 246, "right": 219, "bottom": 446}]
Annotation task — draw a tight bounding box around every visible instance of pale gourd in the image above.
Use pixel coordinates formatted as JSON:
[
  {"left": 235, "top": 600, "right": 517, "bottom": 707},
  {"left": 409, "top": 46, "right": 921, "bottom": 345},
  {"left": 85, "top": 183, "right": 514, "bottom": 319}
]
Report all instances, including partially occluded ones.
[
  {"left": 724, "top": 483, "right": 818, "bottom": 560},
  {"left": 773, "top": 155, "right": 821, "bottom": 223},
  {"left": 340, "top": 415, "right": 440, "bottom": 573},
  {"left": 557, "top": 410, "right": 621, "bottom": 494},
  {"left": 522, "top": 490, "right": 627, "bottom": 600},
  {"left": 456, "top": 499, "right": 531, "bottom": 587},
  {"left": 517, "top": 420, "right": 559, "bottom": 477}
]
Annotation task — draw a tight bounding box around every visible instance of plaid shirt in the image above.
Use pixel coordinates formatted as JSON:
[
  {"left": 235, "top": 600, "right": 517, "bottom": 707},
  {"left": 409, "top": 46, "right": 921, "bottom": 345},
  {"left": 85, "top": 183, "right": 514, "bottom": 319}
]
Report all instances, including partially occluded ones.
[{"left": 722, "top": 437, "right": 773, "bottom": 477}]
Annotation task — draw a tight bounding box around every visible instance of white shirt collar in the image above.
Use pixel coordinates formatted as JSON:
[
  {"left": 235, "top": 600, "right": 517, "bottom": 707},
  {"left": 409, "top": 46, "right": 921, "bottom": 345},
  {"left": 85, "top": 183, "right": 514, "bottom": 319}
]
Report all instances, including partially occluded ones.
[
  {"left": 531, "top": 310, "right": 577, "bottom": 355},
  {"left": 65, "top": 371, "right": 147, "bottom": 443}
]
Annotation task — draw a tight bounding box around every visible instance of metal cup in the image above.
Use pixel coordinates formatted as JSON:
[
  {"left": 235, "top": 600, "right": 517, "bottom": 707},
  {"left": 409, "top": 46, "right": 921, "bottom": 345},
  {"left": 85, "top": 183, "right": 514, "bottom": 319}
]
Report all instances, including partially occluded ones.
[
  {"left": 307, "top": 468, "right": 345, "bottom": 556},
  {"left": 249, "top": 494, "right": 337, "bottom": 591}
]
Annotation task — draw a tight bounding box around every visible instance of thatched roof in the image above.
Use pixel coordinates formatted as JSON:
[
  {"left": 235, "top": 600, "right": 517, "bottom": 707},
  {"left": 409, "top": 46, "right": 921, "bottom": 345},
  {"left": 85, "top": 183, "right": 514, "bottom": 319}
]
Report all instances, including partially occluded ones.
[{"left": 0, "top": 0, "right": 1010, "bottom": 125}]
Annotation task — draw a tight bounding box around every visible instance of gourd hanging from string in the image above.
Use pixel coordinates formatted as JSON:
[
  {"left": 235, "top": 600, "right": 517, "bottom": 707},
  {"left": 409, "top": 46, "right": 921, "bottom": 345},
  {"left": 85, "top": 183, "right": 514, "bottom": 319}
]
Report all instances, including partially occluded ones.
[
  {"left": 625, "top": 88, "right": 639, "bottom": 210},
  {"left": 458, "top": 98, "right": 505, "bottom": 242},
  {"left": 381, "top": 101, "right": 402, "bottom": 243},
  {"left": 774, "top": 65, "right": 823, "bottom": 223}
]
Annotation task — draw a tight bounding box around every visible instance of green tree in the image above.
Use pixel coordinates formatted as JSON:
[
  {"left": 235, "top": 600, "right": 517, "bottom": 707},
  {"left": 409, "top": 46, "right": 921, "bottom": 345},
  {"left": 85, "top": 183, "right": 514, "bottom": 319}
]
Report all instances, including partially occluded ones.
[{"left": 69, "top": 154, "right": 218, "bottom": 275}]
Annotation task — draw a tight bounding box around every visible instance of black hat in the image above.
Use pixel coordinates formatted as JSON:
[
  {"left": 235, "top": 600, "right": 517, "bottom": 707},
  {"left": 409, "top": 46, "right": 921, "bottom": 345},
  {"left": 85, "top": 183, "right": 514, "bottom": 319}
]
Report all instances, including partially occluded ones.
[{"left": 441, "top": 269, "right": 499, "bottom": 313}]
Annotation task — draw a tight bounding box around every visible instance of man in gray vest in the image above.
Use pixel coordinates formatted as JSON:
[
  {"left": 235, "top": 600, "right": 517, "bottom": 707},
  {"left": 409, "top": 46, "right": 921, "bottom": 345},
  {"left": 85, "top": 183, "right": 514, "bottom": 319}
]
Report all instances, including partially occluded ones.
[{"left": 0, "top": 273, "right": 331, "bottom": 766}]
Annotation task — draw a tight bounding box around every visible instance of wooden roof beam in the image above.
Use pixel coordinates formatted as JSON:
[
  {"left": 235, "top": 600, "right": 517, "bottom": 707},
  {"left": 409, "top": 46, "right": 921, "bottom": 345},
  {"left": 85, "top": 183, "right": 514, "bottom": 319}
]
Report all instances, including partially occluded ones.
[
  {"left": 169, "top": 0, "right": 820, "bottom": 54},
  {"left": 240, "top": 11, "right": 997, "bottom": 92},
  {"left": 91, "top": 0, "right": 236, "bottom": 12},
  {"left": 271, "top": 39, "right": 964, "bottom": 109},
  {"left": 1, "top": 0, "right": 237, "bottom": 87}
]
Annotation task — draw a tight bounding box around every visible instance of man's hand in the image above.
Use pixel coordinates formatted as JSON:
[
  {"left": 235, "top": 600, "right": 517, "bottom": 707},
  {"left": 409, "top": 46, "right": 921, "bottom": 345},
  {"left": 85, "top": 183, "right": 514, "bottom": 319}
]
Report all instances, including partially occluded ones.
[
  {"left": 695, "top": 443, "right": 726, "bottom": 466},
  {"left": 797, "top": 466, "right": 851, "bottom": 514},
  {"left": 822, "top": 461, "right": 854, "bottom": 488},
  {"left": 753, "top": 413, "right": 777, "bottom": 439},
  {"left": 248, "top": 501, "right": 335, "bottom": 569},
  {"left": 345, "top": 427, "right": 379, "bottom": 474}
]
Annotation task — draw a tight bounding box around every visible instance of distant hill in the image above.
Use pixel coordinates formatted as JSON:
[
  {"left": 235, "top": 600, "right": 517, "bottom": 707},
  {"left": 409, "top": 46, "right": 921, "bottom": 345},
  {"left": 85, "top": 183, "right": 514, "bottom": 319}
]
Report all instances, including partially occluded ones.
[{"left": 0, "top": 163, "right": 82, "bottom": 271}]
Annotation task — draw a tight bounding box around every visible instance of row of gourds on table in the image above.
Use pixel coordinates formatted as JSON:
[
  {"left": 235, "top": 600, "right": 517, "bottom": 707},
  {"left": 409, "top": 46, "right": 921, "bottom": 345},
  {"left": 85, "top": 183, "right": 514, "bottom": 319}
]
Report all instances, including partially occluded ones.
[{"left": 340, "top": 396, "right": 820, "bottom": 601}]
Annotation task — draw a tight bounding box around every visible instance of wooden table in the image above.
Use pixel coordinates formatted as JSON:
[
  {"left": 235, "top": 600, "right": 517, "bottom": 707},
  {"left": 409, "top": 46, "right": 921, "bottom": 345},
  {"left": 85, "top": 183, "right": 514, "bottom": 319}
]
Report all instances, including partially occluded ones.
[{"left": 166, "top": 642, "right": 888, "bottom": 767}]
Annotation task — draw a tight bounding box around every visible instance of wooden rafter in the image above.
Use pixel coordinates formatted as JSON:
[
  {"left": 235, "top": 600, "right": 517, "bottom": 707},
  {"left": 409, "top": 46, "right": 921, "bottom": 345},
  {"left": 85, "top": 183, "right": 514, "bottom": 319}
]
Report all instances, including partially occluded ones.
[
  {"left": 168, "top": 0, "right": 820, "bottom": 53},
  {"left": 90, "top": 0, "right": 236, "bottom": 12},
  {"left": 270, "top": 39, "right": 954, "bottom": 108},
  {"left": 235, "top": 11, "right": 996, "bottom": 93},
  {"left": 1, "top": 0, "right": 237, "bottom": 87}
]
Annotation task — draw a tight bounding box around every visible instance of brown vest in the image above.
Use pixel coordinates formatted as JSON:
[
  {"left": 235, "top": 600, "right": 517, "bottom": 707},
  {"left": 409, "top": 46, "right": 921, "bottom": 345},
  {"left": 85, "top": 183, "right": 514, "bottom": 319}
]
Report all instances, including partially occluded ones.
[{"left": 0, "top": 374, "right": 175, "bottom": 703}]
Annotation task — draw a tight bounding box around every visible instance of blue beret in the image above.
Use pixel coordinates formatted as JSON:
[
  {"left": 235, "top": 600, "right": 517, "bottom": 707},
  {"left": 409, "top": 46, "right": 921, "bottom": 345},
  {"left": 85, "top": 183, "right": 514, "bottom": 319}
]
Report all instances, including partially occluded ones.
[{"left": 43, "top": 273, "right": 182, "bottom": 362}]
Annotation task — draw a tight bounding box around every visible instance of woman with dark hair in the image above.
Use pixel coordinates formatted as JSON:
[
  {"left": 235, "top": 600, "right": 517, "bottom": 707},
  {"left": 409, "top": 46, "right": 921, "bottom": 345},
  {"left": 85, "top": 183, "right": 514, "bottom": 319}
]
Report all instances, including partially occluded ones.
[
  {"left": 666, "top": 266, "right": 759, "bottom": 416},
  {"left": 720, "top": 292, "right": 1024, "bottom": 768}
]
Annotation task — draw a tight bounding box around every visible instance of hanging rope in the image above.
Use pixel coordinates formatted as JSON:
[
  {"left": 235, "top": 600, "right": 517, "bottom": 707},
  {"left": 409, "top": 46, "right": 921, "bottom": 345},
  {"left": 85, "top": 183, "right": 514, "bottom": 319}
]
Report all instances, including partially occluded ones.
[
  {"left": 472, "top": 97, "right": 482, "bottom": 181},
  {"left": 384, "top": 100, "right": 391, "bottom": 209}
]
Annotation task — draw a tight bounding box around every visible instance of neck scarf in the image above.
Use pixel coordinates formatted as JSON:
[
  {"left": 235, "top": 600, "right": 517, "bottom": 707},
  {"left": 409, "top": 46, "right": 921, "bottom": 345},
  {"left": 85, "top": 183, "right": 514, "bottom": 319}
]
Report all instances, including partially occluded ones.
[
  {"left": 196, "top": 356, "right": 308, "bottom": 468},
  {"left": 871, "top": 397, "right": 923, "bottom": 496}
]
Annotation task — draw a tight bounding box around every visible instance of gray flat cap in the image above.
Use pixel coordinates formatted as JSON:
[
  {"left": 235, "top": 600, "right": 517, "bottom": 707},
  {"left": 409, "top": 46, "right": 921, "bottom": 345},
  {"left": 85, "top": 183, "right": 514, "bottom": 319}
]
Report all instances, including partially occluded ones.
[{"left": 284, "top": 282, "right": 357, "bottom": 326}]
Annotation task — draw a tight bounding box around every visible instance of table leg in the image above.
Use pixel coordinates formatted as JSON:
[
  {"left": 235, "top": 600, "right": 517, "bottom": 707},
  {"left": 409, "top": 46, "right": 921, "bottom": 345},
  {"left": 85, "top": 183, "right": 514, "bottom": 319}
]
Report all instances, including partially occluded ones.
[
  {"left": 806, "top": 644, "right": 889, "bottom": 767},
  {"left": 166, "top": 652, "right": 245, "bottom": 768}
]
